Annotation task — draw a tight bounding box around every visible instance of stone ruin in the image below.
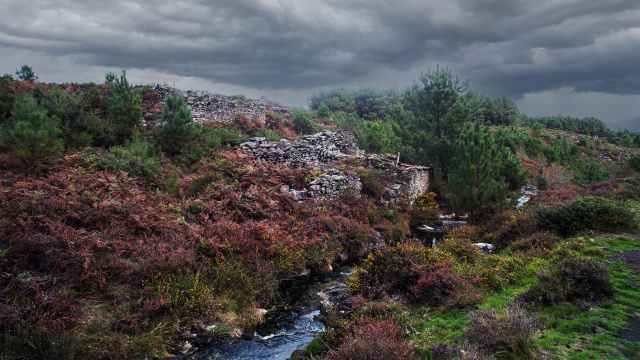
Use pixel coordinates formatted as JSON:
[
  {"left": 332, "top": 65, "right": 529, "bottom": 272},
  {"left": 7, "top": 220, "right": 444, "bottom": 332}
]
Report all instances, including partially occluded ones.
[
  {"left": 153, "top": 85, "right": 291, "bottom": 123},
  {"left": 240, "top": 130, "right": 362, "bottom": 168},
  {"left": 240, "top": 130, "right": 431, "bottom": 203},
  {"left": 151, "top": 85, "right": 430, "bottom": 203}
]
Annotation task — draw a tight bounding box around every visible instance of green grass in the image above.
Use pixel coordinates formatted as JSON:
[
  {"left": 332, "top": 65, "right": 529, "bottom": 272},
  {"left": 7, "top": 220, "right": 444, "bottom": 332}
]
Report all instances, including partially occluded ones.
[
  {"left": 533, "top": 235, "right": 640, "bottom": 359},
  {"left": 405, "top": 235, "right": 640, "bottom": 359}
]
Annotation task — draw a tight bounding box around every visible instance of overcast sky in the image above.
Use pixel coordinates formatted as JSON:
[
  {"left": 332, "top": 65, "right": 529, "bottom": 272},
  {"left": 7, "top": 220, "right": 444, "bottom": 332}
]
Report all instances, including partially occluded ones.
[{"left": 1, "top": 0, "right": 639, "bottom": 124}]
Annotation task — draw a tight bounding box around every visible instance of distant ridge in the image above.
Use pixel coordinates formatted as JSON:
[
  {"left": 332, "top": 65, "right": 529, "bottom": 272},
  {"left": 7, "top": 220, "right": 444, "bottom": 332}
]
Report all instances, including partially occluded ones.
[{"left": 608, "top": 116, "right": 640, "bottom": 133}]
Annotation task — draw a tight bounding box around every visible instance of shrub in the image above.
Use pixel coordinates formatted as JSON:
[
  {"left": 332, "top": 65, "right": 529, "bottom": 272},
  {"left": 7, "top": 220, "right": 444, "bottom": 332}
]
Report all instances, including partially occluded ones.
[
  {"left": 97, "top": 144, "right": 165, "bottom": 188},
  {"left": 439, "top": 226, "right": 482, "bottom": 264},
  {"left": 1, "top": 93, "right": 62, "bottom": 166},
  {"left": 462, "top": 302, "right": 541, "bottom": 359},
  {"left": 519, "top": 258, "right": 614, "bottom": 305},
  {"left": 41, "top": 85, "right": 88, "bottom": 148},
  {"left": 325, "top": 318, "right": 419, "bottom": 360},
  {"left": 409, "top": 260, "right": 484, "bottom": 307},
  {"left": 292, "top": 108, "right": 317, "bottom": 135},
  {"left": 415, "top": 191, "right": 439, "bottom": 211},
  {"left": 359, "top": 170, "right": 385, "bottom": 199},
  {"left": 629, "top": 154, "right": 640, "bottom": 172},
  {"left": 573, "top": 157, "right": 611, "bottom": 186},
  {"left": 317, "top": 102, "right": 330, "bottom": 118},
  {"left": 534, "top": 166, "right": 549, "bottom": 190},
  {"left": 141, "top": 270, "right": 214, "bottom": 324},
  {"left": 347, "top": 240, "right": 430, "bottom": 298},
  {"left": 506, "top": 231, "right": 557, "bottom": 257},
  {"left": 531, "top": 122, "right": 543, "bottom": 136},
  {"left": 185, "top": 171, "right": 223, "bottom": 196},
  {"left": 154, "top": 91, "right": 197, "bottom": 155},
  {"left": 480, "top": 211, "right": 538, "bottom": 250},
  {"left": 536, "top": 196, "right": 637, "bottom": 237},
  {"left": 105, "top": 70, "right": 142, "bottom": 141}
]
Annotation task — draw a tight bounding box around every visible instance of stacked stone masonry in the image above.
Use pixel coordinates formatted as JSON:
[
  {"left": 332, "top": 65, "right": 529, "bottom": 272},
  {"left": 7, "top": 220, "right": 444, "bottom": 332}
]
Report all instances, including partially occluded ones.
[
  {"left": 154, "top": 85, "right": 291, "bottom": 123},
  {"left": 240, "top": 130, "right": 430, "bottom": 203}
]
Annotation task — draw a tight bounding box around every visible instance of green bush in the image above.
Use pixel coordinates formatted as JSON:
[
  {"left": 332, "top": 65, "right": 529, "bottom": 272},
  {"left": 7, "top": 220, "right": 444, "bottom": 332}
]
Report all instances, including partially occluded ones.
[
  {"left": 358, "top": 170, "right": 385, "bottom": 199},
  {"left": 1, "top": 93, "right": 62, "bottom": 166},
  {"left": 537, "top": 196, "right": 636, "bottom": 237},
  {"left": 154, "top": 91, "right": 197, "bottom": 155},
  {"left": 463, "top": 302, "right": 541, "bottom": 359},
  {"left": 252, "top": 127, "right": 281, "bottom": 141},
  {"left": 97, "top": 142, "right": 165, "bottom": 188},
  {"left": 531, "top": 121, "right": 543, "bottom": 136},
  {"left": 292, "top": 108, "right": 318, "bottom": 135},
  {"left": 105, "top": 70, "right": 142, "bottom": 141},
  {"left": 316, "top": 102, "right": 330, "bottom": 118},
  {"left": 186, "top": 171, "right": 222, "bottom": 196},
  {"left": 573, "top": 157, "right": 611, "bottom": 185},
  {"left": 83, "top": 112, "right": 117, "bottom": 148},
  {"left": 519, "top": 258, "right": 614, "bottom": 305},
  {"left": 629, "top": 154, "right": 640, "bottom": 172}
]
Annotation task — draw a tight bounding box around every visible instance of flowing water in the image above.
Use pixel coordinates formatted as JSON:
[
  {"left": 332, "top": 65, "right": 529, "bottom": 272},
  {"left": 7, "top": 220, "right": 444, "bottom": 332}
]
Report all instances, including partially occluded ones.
[{"left": 187, "top": 268, "right": 351, "bottom": 360}]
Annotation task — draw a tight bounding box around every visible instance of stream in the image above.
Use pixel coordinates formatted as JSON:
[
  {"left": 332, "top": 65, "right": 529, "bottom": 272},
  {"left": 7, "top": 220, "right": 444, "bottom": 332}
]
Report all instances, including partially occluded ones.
[{"left": 187, "top": 267, "right": 351, "bottom": 360}]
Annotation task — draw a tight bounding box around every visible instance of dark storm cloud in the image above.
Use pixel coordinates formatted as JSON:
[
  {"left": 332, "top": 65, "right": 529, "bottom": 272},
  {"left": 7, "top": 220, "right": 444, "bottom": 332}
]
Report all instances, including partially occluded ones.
[{"left": 1, "top": 0, "right": 639, "bottom": 99}]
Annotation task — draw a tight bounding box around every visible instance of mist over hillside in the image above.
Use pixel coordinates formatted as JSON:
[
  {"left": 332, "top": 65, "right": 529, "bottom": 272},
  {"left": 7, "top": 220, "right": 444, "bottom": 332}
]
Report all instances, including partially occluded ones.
[{"left": 606, "top": 116, "right": 640, "bottom": 133}]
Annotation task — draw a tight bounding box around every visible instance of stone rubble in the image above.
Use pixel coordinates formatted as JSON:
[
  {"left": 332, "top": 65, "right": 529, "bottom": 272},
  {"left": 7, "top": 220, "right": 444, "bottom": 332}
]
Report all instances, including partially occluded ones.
[
  {"left": 154, "top": 85, "right": 291, "bottom": 123},
  {"left": 240, "top": 130, "right": 430, "bottom": 203},
  {"left": 241, "top": 130, "right": 362, "bottom": 168}
]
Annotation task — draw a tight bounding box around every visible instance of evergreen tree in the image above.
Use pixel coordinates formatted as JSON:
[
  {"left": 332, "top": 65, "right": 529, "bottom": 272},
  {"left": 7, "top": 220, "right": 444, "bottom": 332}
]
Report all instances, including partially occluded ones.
[
  {"left": 1, "top": 93, "right": 62, "bottom": 166},
  {"left": 316, "top": 102, "right": 330, "bottom": 118},
  {"left": 41, "top": 85, "right": 92, "bottom": 147},
  {"left": 448, "top": 124, "right": 508, "bottom": 222},
  {"left": 292, "top": 108, "right": 317, "bottom": 135},
  {"left": 358, "top": 119, "right": 400, "bottom": 154},
  {"left": 105, "top": 70, "right": 142, "bottom": 141},
  {"left": 407, "top": 65, "right": 471, "bottom": 179},
  {"left": 154, "top": 91, "right": 197, "bottom": 155},
  {"left": 495, "top": 128, "right": 528, "bottom": 191},
  {"left": 15, "top": 65, "right": 38, "bottom": 81}
]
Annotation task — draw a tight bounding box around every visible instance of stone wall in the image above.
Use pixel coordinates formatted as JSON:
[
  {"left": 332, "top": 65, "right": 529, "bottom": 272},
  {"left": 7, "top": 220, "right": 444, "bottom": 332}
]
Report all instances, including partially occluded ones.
[
  {"left": 240, "top": 130, "right": 362, "bottom": 168},
  {"left": 281, "top": 169, "right": 362, "bottom": 200},
  {"left": 363, "top": 154, "right": 431, "bottom": 204},
  {"left": 239, "top": 130, "right": 430, "bottom": 203},
  {"left": 154, "top": 85, "right": 290, "bottom": 123}
]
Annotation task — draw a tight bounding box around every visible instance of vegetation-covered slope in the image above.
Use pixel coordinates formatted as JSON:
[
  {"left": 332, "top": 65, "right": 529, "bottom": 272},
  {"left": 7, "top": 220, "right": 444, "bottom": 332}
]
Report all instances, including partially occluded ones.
[{"left": 1, "top": 66, "right": 639, "bottom": 360}]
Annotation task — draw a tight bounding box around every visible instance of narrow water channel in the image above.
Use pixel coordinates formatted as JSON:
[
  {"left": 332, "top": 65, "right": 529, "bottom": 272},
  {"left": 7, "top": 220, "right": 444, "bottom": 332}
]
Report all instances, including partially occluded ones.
[{"left": 187, "top": 267, "right": 351, "bottom": 360}]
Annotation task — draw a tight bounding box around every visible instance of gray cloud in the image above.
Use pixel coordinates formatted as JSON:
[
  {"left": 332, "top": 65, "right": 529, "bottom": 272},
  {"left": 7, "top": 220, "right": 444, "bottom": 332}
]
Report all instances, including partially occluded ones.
[{"left": 1, "top": 0, "right": 639, "bottom": 121}]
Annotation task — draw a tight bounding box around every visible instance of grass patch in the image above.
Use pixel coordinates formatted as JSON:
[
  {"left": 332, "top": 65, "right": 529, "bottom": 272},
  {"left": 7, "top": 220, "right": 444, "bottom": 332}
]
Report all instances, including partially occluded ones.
[{"left": 405, "top": 235, "right": 640, "bottom": 359}]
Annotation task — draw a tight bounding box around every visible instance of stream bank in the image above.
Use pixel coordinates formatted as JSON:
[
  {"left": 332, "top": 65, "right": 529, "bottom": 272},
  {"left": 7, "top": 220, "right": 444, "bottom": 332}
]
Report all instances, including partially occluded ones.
[{"left": 183, "top": 267, "right": 352, "bottom": 360}]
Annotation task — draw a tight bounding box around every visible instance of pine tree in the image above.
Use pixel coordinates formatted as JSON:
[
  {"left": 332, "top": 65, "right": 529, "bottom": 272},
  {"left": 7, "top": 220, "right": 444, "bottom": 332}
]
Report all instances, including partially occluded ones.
[
  {"left": 106, "top": 70, "right": 142, "bottom": 141},
  {"left": 317, "top": 102, "right": 330, "bottom": 118},
  {"left": 407, "top": 65, "right": 471, "bottom": 180},
  {"left": 1, "top": 93, "right": 62, "bottom": 166},
  {"left": 447, "top": 124, "right": 508, "bottom": 222},
  {"left": 15, "top": 65, "right": 38, "bottom": 81},
  {"left": 154, "top": 91, "right": 197, "bottom": 155},
  {"left": 292, "top": 108, "right": 317, "bottom": 135}
]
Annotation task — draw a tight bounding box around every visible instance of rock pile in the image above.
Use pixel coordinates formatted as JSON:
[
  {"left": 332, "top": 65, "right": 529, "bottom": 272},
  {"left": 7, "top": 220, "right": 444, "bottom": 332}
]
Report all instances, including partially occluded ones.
[
  {"left": 240, "top": 130, "right": 362, "bottom": 168},
  {"left": 154, "top": 85, "right": 290, "bottom": 123},
  {"left": 281, "top": 169, "right": 362, "bottom": 200},
  {"left": 239, "top": 130, "right": 430, "bottom": 203}
]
